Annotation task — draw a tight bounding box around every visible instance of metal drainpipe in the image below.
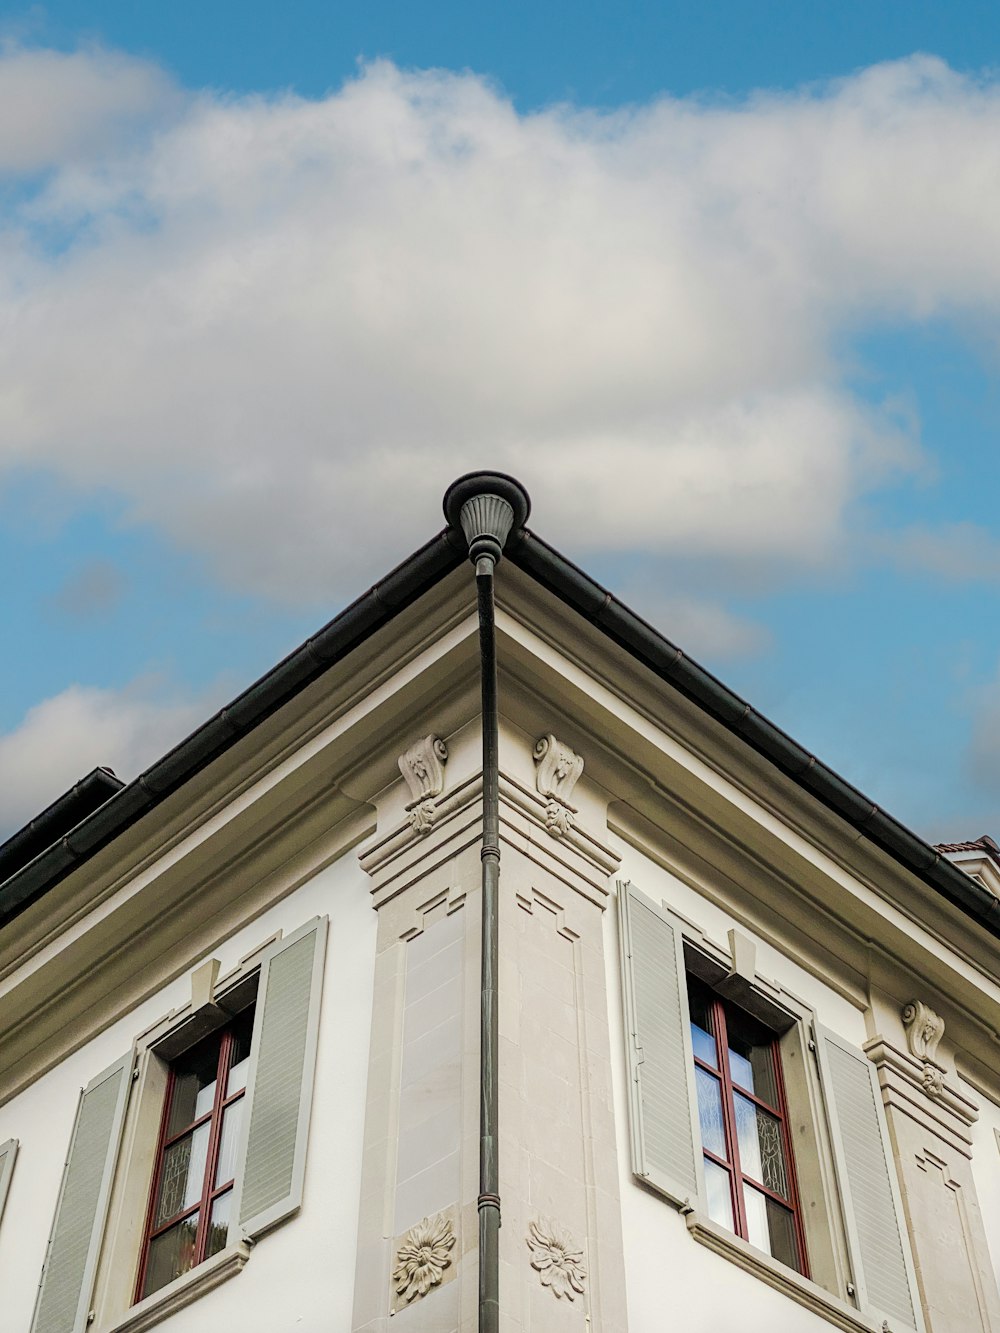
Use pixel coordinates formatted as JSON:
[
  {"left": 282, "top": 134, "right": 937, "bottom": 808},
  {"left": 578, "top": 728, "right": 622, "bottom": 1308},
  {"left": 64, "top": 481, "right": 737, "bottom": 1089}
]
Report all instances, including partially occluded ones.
[{"left": 443, "top": 473, "right": 531, "bottom": 1333}]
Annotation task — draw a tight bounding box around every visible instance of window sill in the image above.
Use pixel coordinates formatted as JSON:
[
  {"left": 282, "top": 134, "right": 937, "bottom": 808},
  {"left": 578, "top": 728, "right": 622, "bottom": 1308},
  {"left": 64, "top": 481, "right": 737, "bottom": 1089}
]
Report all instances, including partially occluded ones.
[
  {"left": 101, "top": 1243, "right": 252, "bottom": 1333},
  {"left": 685, "top": 1213, "right": 880, "bottom": 1333}
]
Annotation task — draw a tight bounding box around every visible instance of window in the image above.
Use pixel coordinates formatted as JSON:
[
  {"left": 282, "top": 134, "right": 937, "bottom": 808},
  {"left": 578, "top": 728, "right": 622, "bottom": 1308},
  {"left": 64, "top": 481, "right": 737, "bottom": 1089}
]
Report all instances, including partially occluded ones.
[
  {"left": 136, "top": 1007, "right": 255, "bottom": 1301},
  {"left": 687, "top": 977, "right": 807, "bottom": 1275},
  {"left": 30, "top": 916, "right": 328, "bottom": 1333},
  {"left": 617, "top": 880, "right": 924, "bottom": 1333}
]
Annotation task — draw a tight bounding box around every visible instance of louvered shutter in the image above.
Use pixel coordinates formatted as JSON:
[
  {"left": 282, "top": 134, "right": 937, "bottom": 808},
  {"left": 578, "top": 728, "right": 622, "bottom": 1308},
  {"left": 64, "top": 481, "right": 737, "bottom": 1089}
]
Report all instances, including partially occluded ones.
[
  {"left": 233, "top": 915, "right": 328, "bottom": 1240},
  {"left": 618, "top": 882, "right": 703, "bottom": 1208},
  {"left": 31, "top": 1053, "right": 131, "bottom": 1333},
  {"left": 815, "top": 1025, "right": 924, "bottom": 1332},
  {"left": 0, "top": 1138, "right": 18, "bottom": 1225}
]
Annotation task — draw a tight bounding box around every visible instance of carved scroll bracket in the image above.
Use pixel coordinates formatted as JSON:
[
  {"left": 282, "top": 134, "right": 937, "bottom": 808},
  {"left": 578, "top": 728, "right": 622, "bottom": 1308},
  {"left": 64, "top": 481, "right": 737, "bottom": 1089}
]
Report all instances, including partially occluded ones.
[
  {"left": 902, "top": 1000, "right": 946, "bottom": 1099},
  {"left": 398, "top": 735, "right": 449, "bottom": 835},
  {"left": 533, "top": 734, "right": 584, "bottom": 839}
]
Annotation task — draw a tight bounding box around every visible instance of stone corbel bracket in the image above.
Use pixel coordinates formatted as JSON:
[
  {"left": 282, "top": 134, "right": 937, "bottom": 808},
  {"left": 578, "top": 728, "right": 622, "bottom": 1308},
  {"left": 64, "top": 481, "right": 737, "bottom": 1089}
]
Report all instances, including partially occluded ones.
[
  {"left": 533, "top": 734, "right": 584, "bottom": 838},
  {"left": 902, "top": 999, "right": 946, "bottom": 1098},
  {"left": 398, "top": 735, "right": 449, "bottom": 835}
]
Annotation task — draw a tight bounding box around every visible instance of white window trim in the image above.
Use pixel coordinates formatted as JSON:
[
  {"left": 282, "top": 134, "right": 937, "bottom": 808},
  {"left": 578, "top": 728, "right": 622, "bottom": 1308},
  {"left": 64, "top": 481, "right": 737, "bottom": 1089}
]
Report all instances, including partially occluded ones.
[
  {"left": 618, "top": 879, "right": 918, "bottom": 1327},
  {"left": 90, "top": 934, "right": 279, "bottom": 1332},
  {"left": 101, "top": 1243, "right": 251, "bottom": 1333},
  {"left": 679, "top": 920, "right": 857, "bottom": 1305},
  {"left": 686, "top": 1214, "right": 883, "bottom": 1333}
]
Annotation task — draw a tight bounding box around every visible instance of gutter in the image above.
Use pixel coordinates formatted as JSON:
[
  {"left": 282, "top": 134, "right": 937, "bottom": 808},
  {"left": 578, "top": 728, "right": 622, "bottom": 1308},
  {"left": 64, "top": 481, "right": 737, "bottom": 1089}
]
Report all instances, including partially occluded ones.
[
  {"left": 506, "top": 526, "right": 1000, "bottom": 941},
  {"left": 3, "top": 492, "right": 999, "bottom": 947},
  {"left": 0, "top": 531, "right": 463, "bottom": 926}
]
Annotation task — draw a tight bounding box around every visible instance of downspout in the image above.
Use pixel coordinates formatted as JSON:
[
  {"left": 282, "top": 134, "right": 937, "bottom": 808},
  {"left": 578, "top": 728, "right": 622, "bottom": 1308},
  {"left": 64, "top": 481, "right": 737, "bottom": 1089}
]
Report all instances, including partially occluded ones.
[{"left": 443, "top": 473, "right": 531, "bottom": 1333}]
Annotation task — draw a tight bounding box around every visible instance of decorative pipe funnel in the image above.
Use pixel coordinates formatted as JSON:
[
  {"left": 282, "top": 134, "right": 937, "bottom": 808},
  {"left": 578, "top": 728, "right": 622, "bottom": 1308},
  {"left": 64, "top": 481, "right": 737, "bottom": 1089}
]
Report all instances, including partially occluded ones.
[{"left": 443, "top": 472, "right": 531, "bottom": 574}]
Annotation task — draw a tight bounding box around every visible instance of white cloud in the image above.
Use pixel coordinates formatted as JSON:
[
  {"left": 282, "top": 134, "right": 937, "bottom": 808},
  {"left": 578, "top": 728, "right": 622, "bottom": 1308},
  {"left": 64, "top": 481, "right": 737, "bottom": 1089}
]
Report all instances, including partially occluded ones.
[
  {"left": 0, "top": 44, "right": 175, "bottom": 173},
  {"left": 0, "top": 51, "right": 998, "bottom": 600},
  {"left": 0, "top": 680, "right": 213, "bottom": 836}
]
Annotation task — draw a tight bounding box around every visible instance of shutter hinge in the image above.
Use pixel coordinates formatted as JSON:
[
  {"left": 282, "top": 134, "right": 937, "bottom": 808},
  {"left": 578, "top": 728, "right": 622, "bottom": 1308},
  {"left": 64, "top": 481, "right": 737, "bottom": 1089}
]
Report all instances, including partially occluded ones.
[
  {"left": 846, "top": 1281, "right": 856, "bottom": 1297},
  {"left": 808, "top": 1038, "right": 817, "bottom": 1052}
]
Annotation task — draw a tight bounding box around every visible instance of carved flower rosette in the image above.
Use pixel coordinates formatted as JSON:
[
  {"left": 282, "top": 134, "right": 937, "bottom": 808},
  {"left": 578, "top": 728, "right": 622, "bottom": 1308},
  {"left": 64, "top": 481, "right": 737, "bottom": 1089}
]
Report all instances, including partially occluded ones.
[
  {"left": 392, "top": 1213, "right": 456, "bottom": 1304},
  {"left": 526, "top": 1216, "right": 587, "bottom": 1300}
]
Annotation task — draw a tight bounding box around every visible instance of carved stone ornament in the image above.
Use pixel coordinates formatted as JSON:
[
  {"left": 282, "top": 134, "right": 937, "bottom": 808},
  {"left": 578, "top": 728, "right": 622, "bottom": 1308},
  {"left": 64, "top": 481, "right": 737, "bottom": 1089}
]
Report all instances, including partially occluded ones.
[
  {"left": 902, "top": 1000, "right": 946, "bottom": 1099},
  {"left": 391, "top": 1213, "right": 456, "bottom": 1304},
  {"left": 920, "top": 1064, "right": 944, "bottom": 1098},
  {"left": 533, "top": 735, "right": 583, "bottom": 839},
  {"left": 526, "top": 1216, "right": 587, "bottom": 1301},
  {"left": 398, "top": 736, "right": 449, "bottom": 835},
  {"left": 902, "top": 1000, "right": 945, "bottom": 1064}
]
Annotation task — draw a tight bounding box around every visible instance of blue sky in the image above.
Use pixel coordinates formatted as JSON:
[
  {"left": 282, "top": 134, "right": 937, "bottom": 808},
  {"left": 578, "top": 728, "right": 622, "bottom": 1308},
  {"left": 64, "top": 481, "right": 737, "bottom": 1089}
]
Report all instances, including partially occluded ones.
[{"left": 2, "top": 3, "right": 1000, "bottom": 842}]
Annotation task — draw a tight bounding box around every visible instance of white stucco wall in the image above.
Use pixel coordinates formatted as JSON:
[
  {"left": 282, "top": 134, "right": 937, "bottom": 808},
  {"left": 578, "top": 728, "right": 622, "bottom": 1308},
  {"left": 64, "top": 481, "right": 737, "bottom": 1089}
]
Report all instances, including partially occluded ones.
[
  {"left": 607, "top": 843, "right": 869, "bottom": 1333},
  {"left": 0, "top": 849, "right": 376, "bottom": 1333}
]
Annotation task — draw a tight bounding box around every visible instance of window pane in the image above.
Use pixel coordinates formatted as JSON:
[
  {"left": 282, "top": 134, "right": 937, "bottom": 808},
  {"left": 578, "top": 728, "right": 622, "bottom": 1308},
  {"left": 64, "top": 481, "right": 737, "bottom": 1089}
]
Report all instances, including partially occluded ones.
[
  {"left": 695, "top": 1066, "right": 727, "bottom": 1158},
  {"left": 743, "top": 1184, "right": 800, "bottom": 1271},
  {"left": 726, "top": 1010, "right": 779, "bottom": 1107},
  {"left": 206, "top": 1190, "right": 232, "bottom": 1259},
  {"left": 154, "top": 1122, "right": 210, "bottom": 1228},
  {"left": 214, "top": 1098, "right": 244, "bottom": 1188},
  {"left": 703, "top": 1157, "right": 734, "bottom": 1231},
  {"left": 142, "top": 1212, "right": 200, "bottom": 1299},
  {"left": 734, "top": 1093, "right": 789, "bottom": 1198},
  {"left": 687, "top": 983, "right": 718, "bottom": 1067},
  {"left": 226, "top": 1009, "right": 255, "bottom": 1096},
  {"left": 166, "top": 1040, "right": 221, "bottom": 1137}
]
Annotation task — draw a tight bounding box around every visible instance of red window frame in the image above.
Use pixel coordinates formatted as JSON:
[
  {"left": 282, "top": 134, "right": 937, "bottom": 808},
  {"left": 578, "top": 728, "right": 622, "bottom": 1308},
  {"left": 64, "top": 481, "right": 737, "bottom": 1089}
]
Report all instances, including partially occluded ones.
[
  {"left": 689, "top": 979, "right": 809, "bottom": 1276},
  {"left": 134, "top": 1017, "right": 251, "bottom": 1302}
]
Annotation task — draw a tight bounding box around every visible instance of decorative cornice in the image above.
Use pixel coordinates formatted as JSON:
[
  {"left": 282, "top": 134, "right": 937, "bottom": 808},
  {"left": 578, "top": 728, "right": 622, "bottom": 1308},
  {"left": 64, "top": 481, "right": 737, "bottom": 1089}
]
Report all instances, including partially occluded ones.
[
  {"left": 533, "top": 734, "right": 584, "bottom": 839},
  {"left": 398, "top": 736, "right": 449, "bottom": 835},
  {"left": 359, "top": 768, "right": 620, "bottom": 908},
  {"left": 526, "top": 1217, "right": 587, "bottom": 1301}
]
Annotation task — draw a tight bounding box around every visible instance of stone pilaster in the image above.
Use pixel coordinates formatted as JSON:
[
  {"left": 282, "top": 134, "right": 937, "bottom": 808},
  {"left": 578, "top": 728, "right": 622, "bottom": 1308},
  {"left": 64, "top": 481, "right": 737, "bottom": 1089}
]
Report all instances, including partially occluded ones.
[
  {"left": 496, "top": 731, "right": 628, "bottom": 1333},
  {"left": 350, "top": 723, "right": 629, "bottom": 1332},
  {"left": 865, "top": 999, "right": 1000, "bottom": 1333}
]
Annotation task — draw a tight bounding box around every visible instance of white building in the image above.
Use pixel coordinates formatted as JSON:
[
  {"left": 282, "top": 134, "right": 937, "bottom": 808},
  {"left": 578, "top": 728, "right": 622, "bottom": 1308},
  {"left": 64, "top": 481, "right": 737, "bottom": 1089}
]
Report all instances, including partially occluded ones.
[{"left": 1, "top": 472, "right": 999, "bottom": 1333}]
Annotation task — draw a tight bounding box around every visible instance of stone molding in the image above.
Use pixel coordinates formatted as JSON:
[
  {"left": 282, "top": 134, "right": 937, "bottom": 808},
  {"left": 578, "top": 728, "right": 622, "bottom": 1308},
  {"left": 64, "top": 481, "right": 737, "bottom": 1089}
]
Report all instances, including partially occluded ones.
[
  {"left": 687, "top": 1214, "right": 874, "bottom": 1333},
  {"left": 397, "top": 735, "right": 449, "bottom": 835},
  {"left": 864, "top": 1036, "right": 977, "bottom": 1158},
  {"left": 359, "top": 769, "right": 620, "bottom": 908},
  {"left": 105, "top": 1244, "right": 251, "bottom": 1333}
]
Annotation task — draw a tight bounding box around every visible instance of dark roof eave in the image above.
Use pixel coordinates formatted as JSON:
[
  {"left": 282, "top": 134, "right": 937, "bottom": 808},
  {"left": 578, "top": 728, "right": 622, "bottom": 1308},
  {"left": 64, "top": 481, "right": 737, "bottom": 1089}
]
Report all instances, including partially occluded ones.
[
  {"left": 0, "top": 529, "right": 464, "bottom": 927},
  {"left": 505, "top": 527, "right": 1000, "bottom": 941},
  {"left": 3, "top": 516, "right": 999, "bottom": 945}
]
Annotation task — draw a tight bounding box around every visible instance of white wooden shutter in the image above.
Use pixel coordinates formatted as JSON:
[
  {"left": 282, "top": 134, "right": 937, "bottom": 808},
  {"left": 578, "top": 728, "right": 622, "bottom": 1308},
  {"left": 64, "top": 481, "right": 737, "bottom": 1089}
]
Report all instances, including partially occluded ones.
[
  {"left": 31, "top": 1053, "right": 131, "bottom": 1333},
  {"left": 0, "top": 1138, "right": 18, "bottom": 1226},
  {"left": 618, "top": 881, "right": 703, "bottom": 1208},
  {"left": 234, "top": 915, "right": 328, "bottom": 1240},
  {"left": 815, "top": 1025, "right": 924, "bottom": 1332}
]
